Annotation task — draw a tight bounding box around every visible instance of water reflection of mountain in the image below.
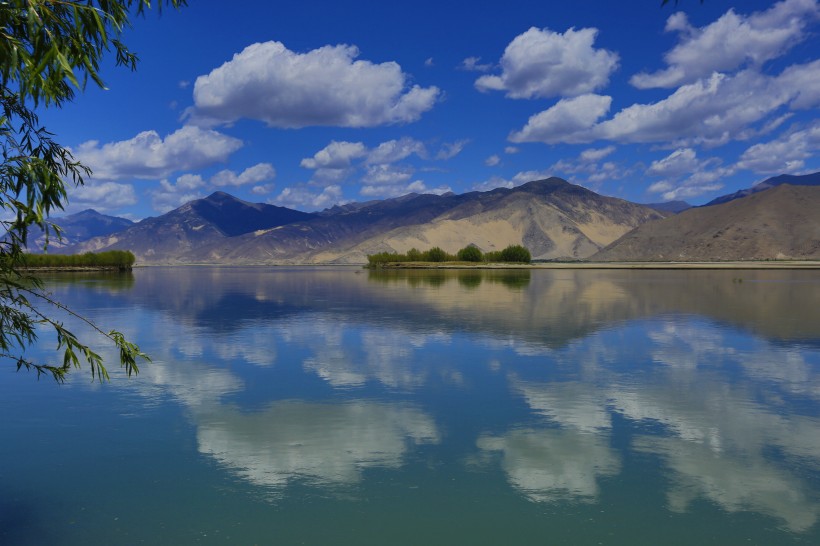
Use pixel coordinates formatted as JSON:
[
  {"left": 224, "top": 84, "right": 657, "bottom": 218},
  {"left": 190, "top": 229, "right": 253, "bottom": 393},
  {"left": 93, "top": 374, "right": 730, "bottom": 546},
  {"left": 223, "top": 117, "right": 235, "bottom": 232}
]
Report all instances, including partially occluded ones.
[
  {"left": 70, "top": 266, "right": 820, "bottom": 347},
  {"left": 44, "top": 266, "right": 819, "bottom": 534}
]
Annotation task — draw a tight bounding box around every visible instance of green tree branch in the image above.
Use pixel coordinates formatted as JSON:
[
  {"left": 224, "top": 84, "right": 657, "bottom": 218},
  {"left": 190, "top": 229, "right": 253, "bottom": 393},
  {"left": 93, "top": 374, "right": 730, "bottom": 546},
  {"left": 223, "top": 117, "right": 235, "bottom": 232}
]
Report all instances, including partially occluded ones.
[{"left": 1, "top": 1, "right": 186, "bottom": 381}]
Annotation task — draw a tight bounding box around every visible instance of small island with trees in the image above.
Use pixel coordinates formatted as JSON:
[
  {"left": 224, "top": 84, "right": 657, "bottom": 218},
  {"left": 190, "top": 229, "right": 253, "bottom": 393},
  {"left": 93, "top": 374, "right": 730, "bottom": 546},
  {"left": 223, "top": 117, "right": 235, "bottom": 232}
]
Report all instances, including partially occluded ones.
[
  {"left": 367, "top": 244, "right": 531, "bottom": 268},
  {"left": 20, "top": 250, "right": 136, "bottom": 272}
]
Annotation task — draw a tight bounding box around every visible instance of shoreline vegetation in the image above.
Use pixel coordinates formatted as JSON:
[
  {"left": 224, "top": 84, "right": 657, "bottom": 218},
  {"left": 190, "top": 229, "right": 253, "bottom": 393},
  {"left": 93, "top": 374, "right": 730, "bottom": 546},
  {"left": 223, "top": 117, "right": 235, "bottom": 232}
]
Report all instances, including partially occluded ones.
[
  {"left": 367, "top": 245, "right": 532, "bottom": 268},
  {"left": 363, "top": 261, "right": 820, "bottom": 270},
  {"left": 364, "top": 260, "right": 820, "bottom": 270},
  {"left": 24, "top": 254, "right": 817, "bottom": 271},
  {"left": 390, "top": 261, "right": 820, "bottom": 270},
  {"left": 20, "top": 251, "right": 136, "bottom": 272},
  {"left": 366, "top": 245, "right": 820, "bottom": 270},
  {"left": 365, "top": 245, "right": 820, "bottom": 270}
]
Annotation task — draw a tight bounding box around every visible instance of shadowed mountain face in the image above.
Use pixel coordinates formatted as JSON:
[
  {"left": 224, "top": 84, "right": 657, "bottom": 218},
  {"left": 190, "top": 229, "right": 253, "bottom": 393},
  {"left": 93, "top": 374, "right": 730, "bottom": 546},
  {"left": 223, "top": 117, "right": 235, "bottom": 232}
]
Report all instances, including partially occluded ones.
[
  {"left": 645, "top": 201, "right": 691, "bottom": 214},
  {"left": 74, "top": 192, "right": 314, "bottom": 259},
  {"left": 75, "top": 178, "right": 665, "bottom": 264},
  {"left": 594, "top": 185, "right": 820, "bottom": 262},
  {"left": 27, "top": 209, "right": 133, "bottom": 249},
  {"left": 704, "top": 172, "right": 820, "bottom": 207},
  {"left": 188, "top": 191, "right": 313, "bottom": 237}
]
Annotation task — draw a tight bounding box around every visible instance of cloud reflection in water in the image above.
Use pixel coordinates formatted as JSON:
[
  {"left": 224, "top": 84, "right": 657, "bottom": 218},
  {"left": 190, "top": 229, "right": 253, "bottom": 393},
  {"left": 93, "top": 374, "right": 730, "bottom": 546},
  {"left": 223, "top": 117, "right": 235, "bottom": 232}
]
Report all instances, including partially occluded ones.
[
  {"left": 39, "top": 267, "right": 820, "bottom": 533},
  {"left": 195, "top": 400, "right": 439, "bottom": 490}
]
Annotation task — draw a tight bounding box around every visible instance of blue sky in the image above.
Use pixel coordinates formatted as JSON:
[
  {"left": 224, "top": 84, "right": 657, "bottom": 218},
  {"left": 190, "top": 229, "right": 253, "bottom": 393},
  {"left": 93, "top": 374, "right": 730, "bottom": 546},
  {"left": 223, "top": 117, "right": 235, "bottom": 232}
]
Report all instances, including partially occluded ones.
[{"left": 42, "top": 0, "right": 820, "bottom": 219}]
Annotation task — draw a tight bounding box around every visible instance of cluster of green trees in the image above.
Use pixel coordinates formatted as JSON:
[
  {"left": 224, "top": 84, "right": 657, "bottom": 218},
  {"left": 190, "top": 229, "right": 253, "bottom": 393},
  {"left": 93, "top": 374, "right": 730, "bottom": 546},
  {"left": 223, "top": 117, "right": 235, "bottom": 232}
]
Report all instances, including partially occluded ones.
[
  {"left": 21, "top": 251, "right": 135, "bottom": 270},
  {"left": 367, "top": 247, "right": 452, "bottom": 265},
  {"left": 367, "top": 244, "right": 532, "bottom": 266},
  {"left": 484, "top": 245, "right": 533, "bottom": 264}
]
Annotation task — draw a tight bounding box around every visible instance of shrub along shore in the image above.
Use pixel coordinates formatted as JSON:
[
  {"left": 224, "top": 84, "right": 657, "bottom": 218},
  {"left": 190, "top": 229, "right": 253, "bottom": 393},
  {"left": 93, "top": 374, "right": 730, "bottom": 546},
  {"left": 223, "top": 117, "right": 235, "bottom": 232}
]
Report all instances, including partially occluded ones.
[
  {"left": 367, "top": 245, "right": 531, "bottom": 268},
  {"left": 20, "top": 251, "right": 136, "bottom": 271}
]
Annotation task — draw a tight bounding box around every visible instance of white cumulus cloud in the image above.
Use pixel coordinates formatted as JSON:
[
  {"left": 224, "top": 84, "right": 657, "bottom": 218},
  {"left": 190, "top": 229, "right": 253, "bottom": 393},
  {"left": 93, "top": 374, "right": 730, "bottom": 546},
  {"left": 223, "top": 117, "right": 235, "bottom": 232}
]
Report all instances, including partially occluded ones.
[
  {"left": 67, "top": 181, "right": 137, "bottom": 213},
  {"left": 776, "top": 59, "right": 820, "bottom": 109},
  {"left": 631, "top": 0, "right": 820, "bottom": 89},
  {"left": 356, "top": 163, "right": 451, "bottom": 198},
  {"left": 651, "top": 178, "right": 727, "bottom": 202},
  {"left": 176, "top": 174, "right": 207, "bottom": 190},
  {"left": 475, "top": 27, "right": 619, "bottom": 99},
  {"left": 150, "top": 178, "right": 206, "bottom": 213},
  {"left": 366, "top": 137, "right": 427, "bottom": 165},
  {"left": 190, "top": 41, "right": 440, "bottom": 128},
  {"left": 211, "top": 163, "right": 276, "bottom": 187},
  {"left": 579, "top": 146, "right": 616, "bottom": 162},
  {"left": 735, "top": 122, "right": 820, "bottom": 173},
  {"left": 300, "top": 141, "right": 367, "bottom": 169},
  {"left": 251, "top": 184, "right": 276, "bottom": 196},
  {"left": 74, "top": 125, "right": 243, "bottom": 180},
  {"left": 460, "top": 56, "right": 493, "bottom": 72},
  {"left": 551, "top": 149, "right": 631, "bottom": 187},
  {"left": 509, "top": 94, "right": 612, "bottom": 144},
  {"left": 300, "top": 141, "right": 368, "bottom": 184},
  {"left": 646, "top": 148, "right": 701, "bottom": 178},
  {"left": 597, "top": 70, "right": 789, "bottom": 146},
  {"left": 363, "top": 164, "right": 414, "bottom": 186},
  {"left": 360, "top": 180, "right": 451, "bottom": 198},
  {"left": 299, "top": 138, "right": 457, "bottom": 187},
  {"left": 435, "top": 140, "right": 469, "bottom": 160},
  {"left": 645, "top": 148, "right": 732, "bottom": 201},
  {"left": 275, "top": 184, "right": 343, "bottom": 210},
  {"left": 511, "top": 61, "right": 820, "bottom": 147}
]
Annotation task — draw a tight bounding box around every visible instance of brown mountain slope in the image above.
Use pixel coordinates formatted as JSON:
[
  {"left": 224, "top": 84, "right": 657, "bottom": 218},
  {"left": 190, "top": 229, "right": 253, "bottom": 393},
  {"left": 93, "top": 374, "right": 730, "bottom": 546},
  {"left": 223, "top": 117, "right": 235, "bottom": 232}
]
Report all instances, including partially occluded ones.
[
  {"left": 187, "top": 178, "right": 665, "bottom": 264},
  {"left": 592, "top": 185, "right": 820, "bottom": 261},
  {"left": 305, "top": 179, "right": 665, "bottom": 263},
  {"left": 186, "top": 191, "right": 470, "bottom": 264}
]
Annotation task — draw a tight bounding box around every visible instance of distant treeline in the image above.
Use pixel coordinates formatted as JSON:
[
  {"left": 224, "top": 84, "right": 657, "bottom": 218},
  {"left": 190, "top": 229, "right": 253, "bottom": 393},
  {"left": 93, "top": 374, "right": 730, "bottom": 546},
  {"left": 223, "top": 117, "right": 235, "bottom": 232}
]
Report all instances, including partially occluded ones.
[
  {"left": 367, "top": 244, "right": 531, "bottom": 267},
  {"left": 21, "top": 250, "right": 136, "bottom": 270}
]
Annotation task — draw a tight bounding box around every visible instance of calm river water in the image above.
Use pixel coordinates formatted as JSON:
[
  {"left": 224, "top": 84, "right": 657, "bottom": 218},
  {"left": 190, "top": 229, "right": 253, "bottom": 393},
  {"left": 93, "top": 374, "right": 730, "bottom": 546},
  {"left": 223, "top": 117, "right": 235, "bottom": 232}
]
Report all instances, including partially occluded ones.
[{"left": 2, "top": 266, "right": 819, "bottom": 545}]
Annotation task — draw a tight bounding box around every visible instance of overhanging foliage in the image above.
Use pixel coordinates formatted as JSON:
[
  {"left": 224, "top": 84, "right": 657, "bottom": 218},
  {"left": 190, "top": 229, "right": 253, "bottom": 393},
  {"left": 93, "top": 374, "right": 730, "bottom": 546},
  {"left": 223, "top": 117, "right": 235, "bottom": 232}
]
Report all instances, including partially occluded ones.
[{"left": 1, "top": 1, "right": 185, "bottom": 381}]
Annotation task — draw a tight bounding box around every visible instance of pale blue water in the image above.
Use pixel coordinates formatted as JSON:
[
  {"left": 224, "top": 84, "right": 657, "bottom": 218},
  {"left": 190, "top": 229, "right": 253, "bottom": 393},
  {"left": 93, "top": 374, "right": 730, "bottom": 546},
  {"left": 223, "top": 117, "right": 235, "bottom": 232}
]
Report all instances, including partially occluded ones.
[{"left": 1, "top": 267, "right": 819, "bottom": 545}]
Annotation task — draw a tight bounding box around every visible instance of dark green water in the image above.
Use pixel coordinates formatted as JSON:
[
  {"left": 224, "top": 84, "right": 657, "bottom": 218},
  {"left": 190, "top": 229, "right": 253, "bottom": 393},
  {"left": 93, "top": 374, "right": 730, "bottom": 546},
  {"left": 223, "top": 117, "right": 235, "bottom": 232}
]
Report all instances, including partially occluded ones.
[{"left": 2, "top": 267, "right": 819, "bottom": 545}]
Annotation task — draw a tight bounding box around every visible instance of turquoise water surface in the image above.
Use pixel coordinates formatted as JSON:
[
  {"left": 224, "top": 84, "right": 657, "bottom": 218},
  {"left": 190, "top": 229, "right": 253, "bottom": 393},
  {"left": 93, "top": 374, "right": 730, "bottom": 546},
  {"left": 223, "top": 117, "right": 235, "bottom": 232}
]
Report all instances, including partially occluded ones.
[{"left": 1, "top": 267, "right": 819, "bottom": 545}]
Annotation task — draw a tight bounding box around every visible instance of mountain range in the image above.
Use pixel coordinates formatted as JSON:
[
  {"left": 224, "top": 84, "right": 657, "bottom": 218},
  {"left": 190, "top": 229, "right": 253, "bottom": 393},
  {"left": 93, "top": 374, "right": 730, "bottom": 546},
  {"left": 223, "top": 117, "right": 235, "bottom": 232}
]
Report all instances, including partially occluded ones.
[
  {"left": 77, "top": 192, "right": 312, "bottom": 260},
  {"left": 703, "top": 172, "right": 820, "bottom": 207},
  {"left": 57, "top": 172, "right": 820, "bottom": 263},
  {"left": 73, "top": 178, "right": 665, "bottom": 263},
  {"left": 27, "top": 209, "right": 133, "bottom": 249}
]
